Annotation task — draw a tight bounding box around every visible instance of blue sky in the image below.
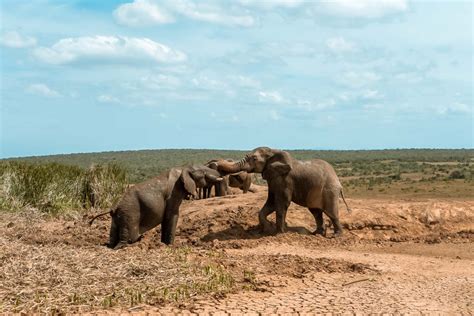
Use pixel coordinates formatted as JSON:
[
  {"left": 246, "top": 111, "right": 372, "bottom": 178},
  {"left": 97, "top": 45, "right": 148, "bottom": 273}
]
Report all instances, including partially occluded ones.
[{"left": 1, "top": 0, "right": 472, "bottom": 158}]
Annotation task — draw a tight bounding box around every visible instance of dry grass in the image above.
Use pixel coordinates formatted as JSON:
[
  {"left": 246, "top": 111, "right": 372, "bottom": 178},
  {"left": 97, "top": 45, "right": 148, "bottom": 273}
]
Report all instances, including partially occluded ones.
[{"left": 0, "top": 212, "right": 236, "bottom": 314}]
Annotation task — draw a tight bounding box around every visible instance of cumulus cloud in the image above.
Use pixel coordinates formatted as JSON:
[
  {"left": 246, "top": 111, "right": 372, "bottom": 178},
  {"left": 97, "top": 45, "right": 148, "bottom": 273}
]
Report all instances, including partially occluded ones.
[
  {"left": 259, "top": 91, "right": 284, "bottom": 104},
  {"left": 33, "top": 36, "right": 186, "bottom": 65},
  {"left": 26, "top": 83, "right": 60, "bottom": 97},
  {"left": 326, "top": 37, "right": 355, "bottom": 53},
  {"left": 114, "top": 0, "right": 174, "bottom": 26},
  {"left": 1, "top": 31, "right": 37, "bottom": 48},
  {"left": 318, "top": 0, "right": 408, "bottom": 18},
  {"left": 114, "top": 0, "right": 255, "bottom": 27}
]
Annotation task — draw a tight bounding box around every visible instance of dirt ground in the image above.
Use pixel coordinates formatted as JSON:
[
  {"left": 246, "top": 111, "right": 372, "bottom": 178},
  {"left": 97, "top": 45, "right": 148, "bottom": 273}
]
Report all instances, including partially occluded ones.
[{"left": 1, "top": 185, "right": 473, "bottom": 314}]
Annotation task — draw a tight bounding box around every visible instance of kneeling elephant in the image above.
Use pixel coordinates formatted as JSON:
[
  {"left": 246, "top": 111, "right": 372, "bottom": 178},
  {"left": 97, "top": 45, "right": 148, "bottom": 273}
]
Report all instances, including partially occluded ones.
[{"left": 90, "top": 165, "right": 223, "bottom": 249}]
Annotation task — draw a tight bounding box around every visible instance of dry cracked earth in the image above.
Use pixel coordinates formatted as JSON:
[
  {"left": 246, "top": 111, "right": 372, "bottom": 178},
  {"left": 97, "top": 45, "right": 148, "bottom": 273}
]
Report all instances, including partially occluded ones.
[{"left": 1, "top": 185, "right": 473, "bottom": 314}]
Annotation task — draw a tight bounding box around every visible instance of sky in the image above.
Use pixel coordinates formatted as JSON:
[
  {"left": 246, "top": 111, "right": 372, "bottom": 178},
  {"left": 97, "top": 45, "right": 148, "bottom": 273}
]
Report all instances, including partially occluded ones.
[{"left": 0, "top": 0, "right": 472, "bottom": 158}]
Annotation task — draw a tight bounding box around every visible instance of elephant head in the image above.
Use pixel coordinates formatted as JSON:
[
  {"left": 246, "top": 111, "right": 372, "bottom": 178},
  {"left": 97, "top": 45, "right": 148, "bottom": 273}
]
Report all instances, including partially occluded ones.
[
  {"left": 172, "top": 166, "right": 224, "bottom": 198},
  {"left": 215, "top": 147, "right": 292, "bottom": 179}
]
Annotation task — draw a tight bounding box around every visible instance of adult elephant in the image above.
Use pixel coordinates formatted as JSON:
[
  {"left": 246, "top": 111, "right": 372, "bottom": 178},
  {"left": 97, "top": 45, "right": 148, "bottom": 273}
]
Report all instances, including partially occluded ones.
[
  {"left": 213, "top": 147, "right": 351, "bottom": 236},
  {"left": 89, "top": 165, "right": 223, "bottom": 249}
]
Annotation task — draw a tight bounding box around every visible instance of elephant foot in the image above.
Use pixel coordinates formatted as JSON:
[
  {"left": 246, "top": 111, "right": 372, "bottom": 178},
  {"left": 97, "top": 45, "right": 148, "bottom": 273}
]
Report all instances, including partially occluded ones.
[
  {"left": 332, "top": 230, "right": 343, "bottom": 238},
  {"left": 313, "top": 228, "right": 326, "bottom": 237},
  {"left": 259, "top": 222, "right": 274, "bottom": 235}
]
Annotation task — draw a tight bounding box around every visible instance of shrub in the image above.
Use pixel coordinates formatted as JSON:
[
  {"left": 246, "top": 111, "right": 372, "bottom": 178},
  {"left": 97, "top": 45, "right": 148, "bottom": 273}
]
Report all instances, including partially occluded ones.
[{"left": 449, "top": 170, "right": 465, "bottom": 180}]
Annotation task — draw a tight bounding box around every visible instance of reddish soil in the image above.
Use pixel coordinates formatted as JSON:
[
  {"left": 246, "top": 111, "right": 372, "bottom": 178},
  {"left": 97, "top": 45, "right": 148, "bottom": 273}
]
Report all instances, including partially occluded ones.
[{"left": 1, "top": 185, "right": 473, "bottom": 314}]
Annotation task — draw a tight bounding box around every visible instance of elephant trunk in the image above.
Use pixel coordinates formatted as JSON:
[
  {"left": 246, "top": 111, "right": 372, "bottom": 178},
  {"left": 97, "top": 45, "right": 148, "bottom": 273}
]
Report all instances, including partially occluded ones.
[{"left": 217, "top": 156, "right": 250, "bottom": 174}]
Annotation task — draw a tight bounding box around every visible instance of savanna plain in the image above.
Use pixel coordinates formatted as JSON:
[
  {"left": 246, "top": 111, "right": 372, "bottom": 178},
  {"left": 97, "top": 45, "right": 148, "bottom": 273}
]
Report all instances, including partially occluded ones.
[{"left": 1, "top": 149, "right": 473, "bottom": 314}]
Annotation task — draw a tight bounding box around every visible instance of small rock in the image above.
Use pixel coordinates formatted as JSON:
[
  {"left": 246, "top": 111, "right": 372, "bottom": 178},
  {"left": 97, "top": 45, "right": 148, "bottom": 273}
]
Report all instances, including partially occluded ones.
[{"left": 6, "top": 222, "right": 14, "bottom": 228}]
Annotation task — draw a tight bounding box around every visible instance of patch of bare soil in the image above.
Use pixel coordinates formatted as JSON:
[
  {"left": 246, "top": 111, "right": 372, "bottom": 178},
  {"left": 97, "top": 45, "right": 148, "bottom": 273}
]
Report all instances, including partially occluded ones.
[{"left": 1, "top": 186, "right": 473, "bottom": 314}]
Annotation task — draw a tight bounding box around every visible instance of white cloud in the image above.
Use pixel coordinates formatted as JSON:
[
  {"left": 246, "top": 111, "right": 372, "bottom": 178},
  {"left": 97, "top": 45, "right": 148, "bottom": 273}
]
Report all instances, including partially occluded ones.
[
  {"left": 318, "top": 0, "right": 408, "bottom": 18},
  {"left": 171, "top": 0, "right": 255, "bottom": 27},
  {"left": 326, "top": 37, "right": 355, "bottom": 53},
  {"left": 141, "top": 74, "right": 181, "bottom": 90},
  {"left": 437, "top": 102, "right": 472, "bottom": 115},
  {"left": 114, "top": 0, "right": 254, "bottom": 27},
  {"left": 340, "top": 71, "right": 381, "bottom": 88},
  {"left": 192, "top": 75, "right": 227, "bottom": 90},
  {"left": 114, "top": 0, "right": 174, "bottom": 26},
  {"left": 26, "top": 83, "right": 60, "bottom": 97},
  {"left": 97, "top": 95, "right": 120, "bottom": 103},
  {"left": 33, "top": 36, "right": 186, "bottom": 65},
  {"left": 1, "top": 31, "right": 37, "bottom": 48},
  {"left": 239, "top": 0, "right": 305, "bottom": 9},
  {"left": 230, "top": 75, "right": 261, "bottom": 88},
  {"left": 362, "top": 89, "right": 384, "bottom": 100},
  {"left": 259, "top": 91, "right": 284, "bottom": 104}
]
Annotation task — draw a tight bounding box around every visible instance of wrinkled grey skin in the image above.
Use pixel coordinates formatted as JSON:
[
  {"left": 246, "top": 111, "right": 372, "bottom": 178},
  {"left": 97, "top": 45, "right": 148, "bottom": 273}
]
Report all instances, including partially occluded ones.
[
  {"left": 214, "top": 147, "right": 351, "bottom": 236},
  {"left": 90, "top": 165, "right": 223, "bottom": 249}
]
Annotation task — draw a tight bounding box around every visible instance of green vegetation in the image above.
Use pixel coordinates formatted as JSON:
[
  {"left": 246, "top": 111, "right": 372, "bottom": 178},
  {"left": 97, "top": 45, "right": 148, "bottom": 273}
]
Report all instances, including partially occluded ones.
[
  {"left": 1, "top": 148, "right": 473, "bottom": 213},
  {"left": 6, "top": 148, "right": 473, "bottom": 183},
  {"left": 0, "top": 161, "right": 127, "bottom": 214}
]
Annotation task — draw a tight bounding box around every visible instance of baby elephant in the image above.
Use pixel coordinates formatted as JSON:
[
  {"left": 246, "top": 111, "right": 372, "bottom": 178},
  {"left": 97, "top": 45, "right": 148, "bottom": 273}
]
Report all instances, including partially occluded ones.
[{"left": 90, "top": 165, "right": 223, "bottom": 249}]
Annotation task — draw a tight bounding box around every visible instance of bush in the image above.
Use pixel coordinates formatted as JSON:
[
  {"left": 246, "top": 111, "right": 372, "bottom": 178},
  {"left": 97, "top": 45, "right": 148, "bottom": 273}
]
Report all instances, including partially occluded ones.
[
  {"left": 0, "top": 161, "right": 128, "bottom": 214},
  {"left": 449, "top": 170, "right": 465, "bottom": 180}
]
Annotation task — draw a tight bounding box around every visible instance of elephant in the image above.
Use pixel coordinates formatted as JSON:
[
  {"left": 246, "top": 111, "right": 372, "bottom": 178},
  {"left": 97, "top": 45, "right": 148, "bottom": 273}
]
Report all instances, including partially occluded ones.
[
  {"left": 197, "top": 166, "right": 228, "bottom": 199},
  {"left": 196, "top": 160, "right": 231, "bottom": 199},
  {"left": 228, "top": 171, "right": 252, "bottom": 193},
  {"left": 89, "top": 165, "right": 223, "bottom": 249},
  {"left": 212, "top": 147, "right": 351, "bottom": 236}
]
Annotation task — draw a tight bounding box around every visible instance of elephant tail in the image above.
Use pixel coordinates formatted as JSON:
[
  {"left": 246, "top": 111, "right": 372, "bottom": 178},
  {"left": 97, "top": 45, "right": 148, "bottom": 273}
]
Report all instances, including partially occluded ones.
[
  {"left": 340, "top": 189, "right": 352, "bottom": 213},
  {"left": 89, "top": 209, "right": 113, "bottom": 225}
]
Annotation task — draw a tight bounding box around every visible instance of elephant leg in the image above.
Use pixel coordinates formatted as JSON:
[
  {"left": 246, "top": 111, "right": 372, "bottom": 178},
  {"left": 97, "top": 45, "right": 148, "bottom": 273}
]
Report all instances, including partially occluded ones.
[
  {"left": 198, "top": 187, "right": 202, "bottom": 199},
  {"left": 309, "top": 208, "right": 326, "bottom": 236},
  {"left": 108, "top": 216, "right": 119, "bottom": 248},
  {"left": 114, "top": 214, "right": 140, "bottom": 249},
  {"left": 259, "top": 205, "right": 274, "bottom": 234},
  {"left": 161, "top": 210, "right": 179, "bottom": 245},
  {"left": 323, "top": 191, "right": 343, "bottom": 237},
  {"left": 275, "top": 198, "right": 290, "bottom": 234}
]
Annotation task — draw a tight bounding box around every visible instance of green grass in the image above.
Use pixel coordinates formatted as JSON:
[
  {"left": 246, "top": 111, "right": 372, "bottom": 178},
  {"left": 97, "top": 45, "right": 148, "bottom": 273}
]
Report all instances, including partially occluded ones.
[{"left": 0, "top": 161, "right": 127, "bottom": 214}]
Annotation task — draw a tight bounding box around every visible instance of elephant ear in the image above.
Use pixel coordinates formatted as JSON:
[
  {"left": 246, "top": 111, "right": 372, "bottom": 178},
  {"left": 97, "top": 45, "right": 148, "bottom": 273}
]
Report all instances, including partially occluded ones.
[
  {"left": 180, "top": 168, "right": 196, "bottom": 195},
  {"left": 167, "top": 168, "right": 182, "bottom": 189},
  {"left": 262, "top": 151, "right": 292, "bottom": 180}
]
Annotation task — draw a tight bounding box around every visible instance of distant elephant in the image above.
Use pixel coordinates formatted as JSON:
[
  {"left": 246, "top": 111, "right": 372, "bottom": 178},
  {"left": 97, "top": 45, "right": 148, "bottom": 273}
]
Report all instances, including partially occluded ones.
[
  {"left": 213, "top": 147, "right": 351, "bottom": 236},
  {"left": 89, "top": 165, "right": 223, "bottom": 249},
  {"left": 197, "top": 166, "right": 228, "bottom": 199},
  {"left": 228, "top": 171, "right": 252, "bottom": 193},
  {"left": 197, "top": 160, "right": 231, "bottom": 199}
]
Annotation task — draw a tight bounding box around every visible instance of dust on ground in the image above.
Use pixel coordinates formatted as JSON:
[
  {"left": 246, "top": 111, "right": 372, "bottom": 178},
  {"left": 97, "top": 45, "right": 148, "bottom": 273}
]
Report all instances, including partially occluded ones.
[{"left": 1, "top": 185, "right": 473, "bottom": 314}]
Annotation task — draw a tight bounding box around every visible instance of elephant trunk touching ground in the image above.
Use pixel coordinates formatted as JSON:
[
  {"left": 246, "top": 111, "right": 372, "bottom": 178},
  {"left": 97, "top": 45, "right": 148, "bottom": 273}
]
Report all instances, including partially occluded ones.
[{"left": 214, "top": 147, "right": 351, "bottom": 236}]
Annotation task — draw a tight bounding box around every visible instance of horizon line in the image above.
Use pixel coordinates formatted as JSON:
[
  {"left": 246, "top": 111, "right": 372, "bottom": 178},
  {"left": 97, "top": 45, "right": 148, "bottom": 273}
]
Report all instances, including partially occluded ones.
[{"left": 2, "top": 146, "right": 473, "bottom": 160}]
